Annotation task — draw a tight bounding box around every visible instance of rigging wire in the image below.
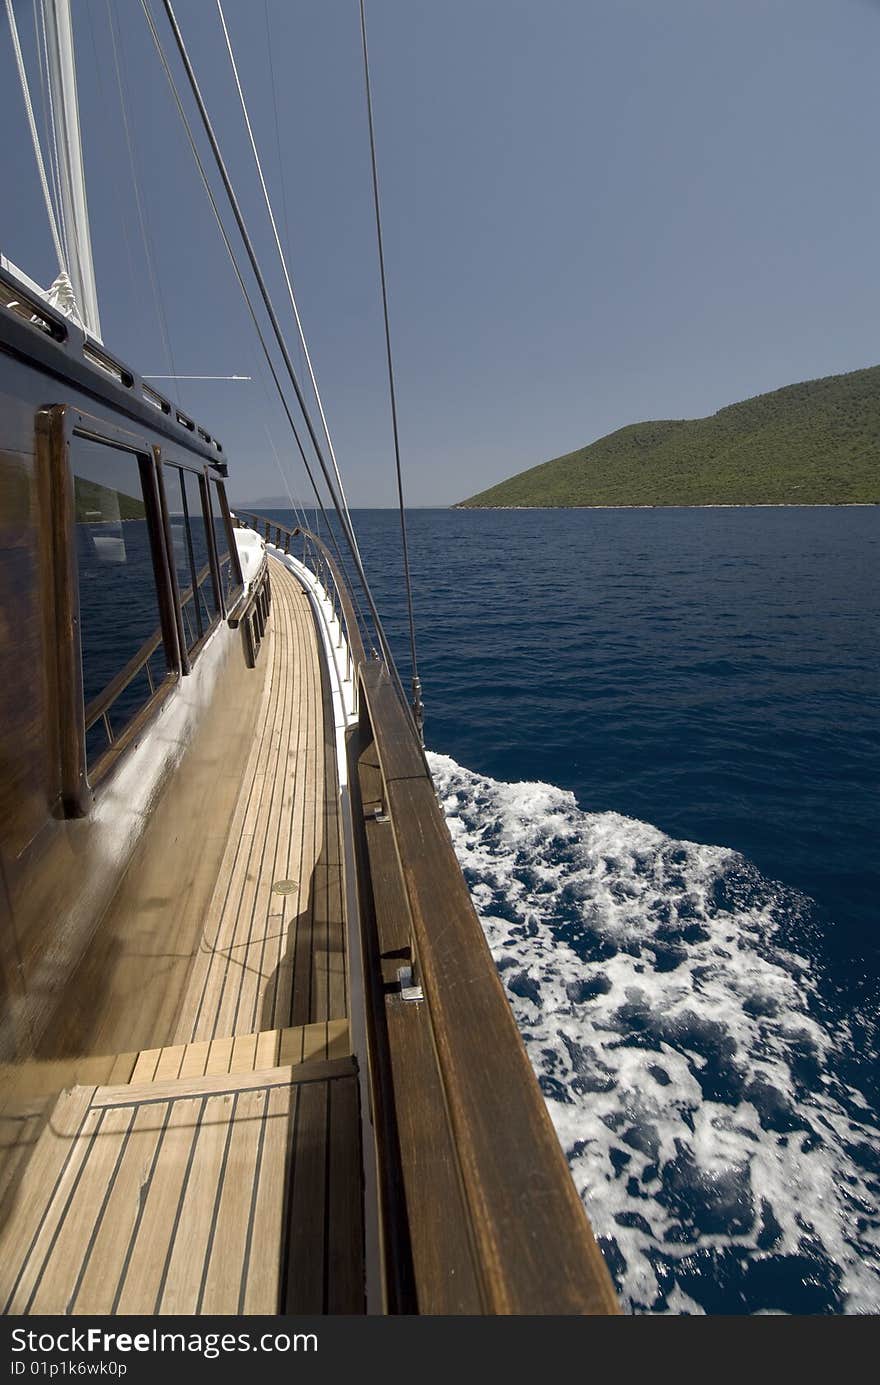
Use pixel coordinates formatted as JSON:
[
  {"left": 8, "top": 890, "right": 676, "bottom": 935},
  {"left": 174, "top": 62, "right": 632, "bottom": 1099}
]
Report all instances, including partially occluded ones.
[
  {"left": 358, "top": 0, "right": 423, "bottom": 736},
  {"left": 263, "top": 9, "right": 301, "bottom": 352},
  {"left": 245, "top": 299, "right": 311, "bottom": 537},
  {"left": 137, "top": 0, "right": 371, "bottom": 649},
  {"left": 106, "top": 0, "right": 181, "bottom": 404},
  {"left": 250, "top": 344, "right": 311, "bottom": 536},
  {"left": 263, "top": 4, "right": 317, "bottom": 538},
  {"left": 5, "top": 0, "right": 66, "bottom": 274},
  {"left": 32, "top": 0, "right": 67, "bottom": 263},
  {"left": 155, "top": 0, "right": 413, "bottom": 716},
  {"left": 214, "top": 0, "right": 361, "bottom": 565},
  {"left": 263, "top": 420, "right": 309, "bottom": 536},
  {"left": 264, "top": 0, "right": 295, "bottom": 276},
  {"left": 42, "top": 0, "right": 95, "bottom": 332},
  {"left": 82, "top": 0, "right": 144, "bottom": 345}
]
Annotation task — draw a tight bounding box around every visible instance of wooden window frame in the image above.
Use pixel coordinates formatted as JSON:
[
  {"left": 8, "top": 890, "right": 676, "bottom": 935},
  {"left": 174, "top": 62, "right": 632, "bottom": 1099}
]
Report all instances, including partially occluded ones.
[
  {"left": 37, "top": 404, "right": 182, "bottom": 817},
  {"left": 157, "top": 452, "right": 223, "bottom": 664},
  {"left": 206, "top": 474, "right": 244, "bottom": 619}
]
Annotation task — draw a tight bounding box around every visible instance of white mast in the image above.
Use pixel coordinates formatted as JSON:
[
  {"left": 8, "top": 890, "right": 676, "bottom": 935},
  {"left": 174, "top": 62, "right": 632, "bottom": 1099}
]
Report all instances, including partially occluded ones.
[{"left": 42, "top": 0, "right": 101, "bottom": 339}]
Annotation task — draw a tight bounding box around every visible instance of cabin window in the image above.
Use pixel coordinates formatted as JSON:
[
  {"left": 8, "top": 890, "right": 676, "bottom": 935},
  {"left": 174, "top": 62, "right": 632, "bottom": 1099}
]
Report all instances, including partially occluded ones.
[
  {"left": 72, "top": 435, "right": 173, "bottom": 768},
  {"left": 208, "top": 477, "right": 243, "bottom": 611},
  {"left": 165, "top": 464, "right": 220, "bottom": 653}
]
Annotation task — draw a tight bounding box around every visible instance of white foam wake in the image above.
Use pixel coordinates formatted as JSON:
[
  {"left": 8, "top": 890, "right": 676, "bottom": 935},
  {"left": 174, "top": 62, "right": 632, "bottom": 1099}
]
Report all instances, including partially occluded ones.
[{"left": 427, "top": 751, "right": 880, "bottom": 1315}]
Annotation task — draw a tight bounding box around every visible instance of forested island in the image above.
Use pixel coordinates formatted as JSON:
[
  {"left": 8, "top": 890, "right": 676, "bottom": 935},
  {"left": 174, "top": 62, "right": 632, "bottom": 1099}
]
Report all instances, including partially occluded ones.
[
  {"left": 458, "top": 365, "right": 879, "bottom": 507},
  {"left": 74, "top": 477, "right": 145, "bottom": 521}
]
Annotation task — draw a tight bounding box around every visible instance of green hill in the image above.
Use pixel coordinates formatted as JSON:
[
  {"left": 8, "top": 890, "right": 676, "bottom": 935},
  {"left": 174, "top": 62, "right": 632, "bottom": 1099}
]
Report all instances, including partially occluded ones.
[
  {"left": 458, "top": 365, "right": 880, "bottom": 507},
  {"left": 74, "top": 476, "right": 145, "bottom": 522}
]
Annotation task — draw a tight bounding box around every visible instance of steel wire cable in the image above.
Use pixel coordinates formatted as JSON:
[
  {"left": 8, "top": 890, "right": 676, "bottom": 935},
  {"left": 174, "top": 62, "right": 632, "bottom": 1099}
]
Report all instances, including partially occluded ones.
[
  {"left": 155, "top": 0, "right": 414, "bottom": 718},
  {"left": 358, "top": 0, "right": 422, "bottom": 735},
  {"left": 4, "top": 0, "right": 66, "bottom": 273},
  {"left": 138, "top": 0, "right": 372, "bottom": 650},
  {"left": 215, "top": 0, "right": 361, "bottom": 567}
]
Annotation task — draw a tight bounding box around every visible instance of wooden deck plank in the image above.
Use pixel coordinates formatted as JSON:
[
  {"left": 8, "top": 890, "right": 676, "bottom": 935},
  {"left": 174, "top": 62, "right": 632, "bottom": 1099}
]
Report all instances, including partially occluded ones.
[
  {"left": 198, "top": 1085, "right": 268, "bottom": 1314},
  {"left": 213, "top": 571, "right": 294, "bottom": 1040},
  {"left": 29, "top": 1103, "right": 135, "bottom": 1315},
  {"left": 0, "top": 1024, "right": 349, "bottom": 1120},
  {"left": 233, "top": 577, "right": 298, "bottom": 1037},
  {"left": 278, "top": 1025, "right": 305, "bottom": 1067},
  {"left": 154, "top": 1045, "right": 185, "bottom": 1082},
  {"left": 158, "top": 1091, "right": 234, "bottom": 1314},
  {"left": 1, "top": 1089, "right": 101, "bottom": 1314},
  {"left": 0, "top": 1105, "right": 48, "bottom": 1208},
  {"left": 178, "top": 1039, "right": 211, "bottom": 1080},
  {"left": 326, "top": 1074, "right": 364, "bottom": 1313},
  {"left": 268, "top": 590, "right": 309, "bottom": 1031},
  {"left": 171, "top": 559, "right": 344, "bottom": 1046},
  {"left": 283, "top": 1079, "right": 327, "bottom": 1312},
  {"left": 114, "top": 1098, "right": 201, "bottom": 1314},
  {"left": 255, "top": 1029, "right": 280, "bottom": 1069},
  {"left": 272, "top": 591, "right": 313, "bottom": 1027},
  {"left": 169, "top": 603, "right": 278, "bottom": 1044},
  {"left": 241, "top": 1081, "right": 293, "bottom": 1314},
  {"left": 204, "top": 1036, "right": 234, "bottom": 1077},
  {"left": 93, "top": 1057, "right": 353, "bottom": 1109},
  {"left": 185, "top": 829, "right": 257, "bottom": 1037},
  {"left": 107, "top": 1053, "right": 138, "bottom": 1085},
  {"left": 131, "top": 1049, "right": 161, "bottom": 1084},
  {"left": 0, "top": 1089, "right": 90, "bottom": 1280},
  {"left": 326, "top": 1018, "right": 349, "bottom": 1061},
  {"left": 0, "top": 1055, "right": 361, "bottom": 1316},
  {"left": 301, "top": 1021, "right": 328, "bottom": 1065},
  {"left": 229, "top": 1031, "right": 259, "bottom": 1074},
  {"left": 290, "top": 589, "right": 322, "bottom": 1028},
  {"left": 69, "top": 1101, "right": 170, "bottom": 1315}
]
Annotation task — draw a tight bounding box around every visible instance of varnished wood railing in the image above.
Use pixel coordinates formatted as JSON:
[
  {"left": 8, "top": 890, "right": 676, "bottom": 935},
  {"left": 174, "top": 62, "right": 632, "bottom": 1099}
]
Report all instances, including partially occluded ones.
[
  {"left": 236, "top": 510, "right": 620, "bottom": 1315},
  {"left": 227, "top": 554, "right": 272, "bottom": 668},
  {"left": 84, "top": 629, "right": 165, "bottom": 741}
]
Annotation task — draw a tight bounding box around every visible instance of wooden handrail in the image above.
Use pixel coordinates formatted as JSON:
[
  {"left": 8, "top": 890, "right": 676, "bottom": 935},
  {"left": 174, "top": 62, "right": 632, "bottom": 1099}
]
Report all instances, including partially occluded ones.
[
  {"left": 291, "top": 527, "right": 367, "bottom": 670},
  {"left": 178, "top": 560, "right": 214, "bottom": 611},
  {"left": 359, "top": 662, "right": 618, "bottom": 1314},
  {"left": 83, "top": 561, "right": 213, "bottom": 734},
  {"left": 236, "top": 513, "right": 367, "bottom": 670},
  {"left": 227, "top": 552, "right": 268, "bottom": 629},
  {"left": 84, "top": 629, "right": 164, "bottom": 732}
]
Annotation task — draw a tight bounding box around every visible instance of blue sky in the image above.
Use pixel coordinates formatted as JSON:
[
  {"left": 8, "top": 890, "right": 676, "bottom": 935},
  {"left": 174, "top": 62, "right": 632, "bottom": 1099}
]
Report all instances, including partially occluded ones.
[{"left": 3, "top": 0, "right": 880, "bottom": 505}]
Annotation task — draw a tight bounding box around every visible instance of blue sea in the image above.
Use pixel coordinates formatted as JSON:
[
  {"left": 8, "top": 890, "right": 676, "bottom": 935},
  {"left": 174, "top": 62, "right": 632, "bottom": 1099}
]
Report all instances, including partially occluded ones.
[{"left": 267, "top": 504, "right": 879, "bottom": 1315}]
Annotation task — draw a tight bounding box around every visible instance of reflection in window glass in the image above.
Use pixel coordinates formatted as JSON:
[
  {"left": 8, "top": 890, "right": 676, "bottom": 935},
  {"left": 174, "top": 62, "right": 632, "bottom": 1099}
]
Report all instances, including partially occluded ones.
[
  {"left": 73, "top": 435, "right": 169, "bottom": 766},
  {"left": 166, "top": 466, "right": 218, "bottom": 652},
  {"left": 209, "top": 480, "right": 241, "bottom": 609}
]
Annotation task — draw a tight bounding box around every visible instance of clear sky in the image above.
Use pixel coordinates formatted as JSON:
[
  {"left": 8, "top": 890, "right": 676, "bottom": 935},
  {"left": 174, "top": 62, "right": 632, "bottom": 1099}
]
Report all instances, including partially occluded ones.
[{"left": 3, "top": 0, "right": 880, "bottom": 506}]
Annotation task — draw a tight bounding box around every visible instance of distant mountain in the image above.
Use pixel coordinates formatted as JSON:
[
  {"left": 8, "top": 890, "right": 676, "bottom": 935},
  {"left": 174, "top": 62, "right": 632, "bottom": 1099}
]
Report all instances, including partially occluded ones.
[
  {"left": 234, "top": 496, "right": 296, "bottom": 512},
  {"left": 458, "top": 366, "right": 880, "bottom": 507}
]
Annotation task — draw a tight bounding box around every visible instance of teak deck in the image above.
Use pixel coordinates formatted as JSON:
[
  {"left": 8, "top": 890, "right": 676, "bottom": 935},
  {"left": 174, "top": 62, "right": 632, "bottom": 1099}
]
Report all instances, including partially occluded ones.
[
  {"left": 173, "top": 560, "right": 347, "bottom": 1041},
  {"left": 0, "top": 1051, "right": 361, "bottom": 1316},
  {"left": 0, "top": 559, "right": 364, "bottom": 1315}
]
